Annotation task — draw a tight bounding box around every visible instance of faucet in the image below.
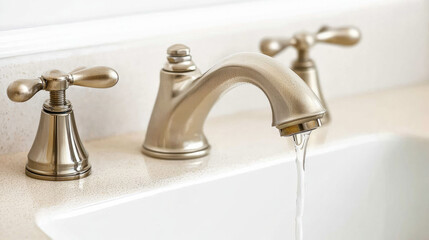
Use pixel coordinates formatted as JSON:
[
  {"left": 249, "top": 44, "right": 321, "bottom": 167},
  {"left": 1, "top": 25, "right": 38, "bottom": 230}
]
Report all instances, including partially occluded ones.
[
  {"left": 7, "top": 66, "right": 119, "bottom": 180},
  {"left": 260, "top": 26, "right": 361, "bottom": 124},
  {"left": 142, "top": 44, "right": 325, "bottom": 160}
]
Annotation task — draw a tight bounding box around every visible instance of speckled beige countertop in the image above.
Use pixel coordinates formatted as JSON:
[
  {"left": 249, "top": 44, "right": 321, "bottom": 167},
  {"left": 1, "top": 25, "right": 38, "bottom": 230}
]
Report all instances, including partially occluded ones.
[{"left": 0, "top": 83, "right": 428, "bottom": 239}]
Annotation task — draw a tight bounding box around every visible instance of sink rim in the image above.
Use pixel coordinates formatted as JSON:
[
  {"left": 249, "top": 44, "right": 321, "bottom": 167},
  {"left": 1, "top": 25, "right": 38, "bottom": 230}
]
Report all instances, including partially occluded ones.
[{"left": 35, "top": 132, "right": 429, "bottom": 235}]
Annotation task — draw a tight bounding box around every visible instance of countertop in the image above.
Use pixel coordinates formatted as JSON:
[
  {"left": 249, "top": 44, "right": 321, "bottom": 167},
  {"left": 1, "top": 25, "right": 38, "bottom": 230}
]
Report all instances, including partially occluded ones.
[{"left": 0, "top": 83, "right": 428, "bottom": 239}]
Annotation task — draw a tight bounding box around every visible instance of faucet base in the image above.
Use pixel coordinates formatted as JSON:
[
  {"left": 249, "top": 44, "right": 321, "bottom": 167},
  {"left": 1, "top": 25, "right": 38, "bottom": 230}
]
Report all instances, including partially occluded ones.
[
  {"left": 25, "top": 165, "right": 91, "bottom": 181},
  {"left": 142, "top": 146, "right": 210, "bottom": 160}
]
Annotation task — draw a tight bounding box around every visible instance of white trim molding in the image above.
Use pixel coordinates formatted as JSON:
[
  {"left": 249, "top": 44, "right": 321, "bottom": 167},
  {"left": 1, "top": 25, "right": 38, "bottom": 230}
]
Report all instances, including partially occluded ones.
[{"left": 0, "top": 0, "right": 400, "bottom": 59}]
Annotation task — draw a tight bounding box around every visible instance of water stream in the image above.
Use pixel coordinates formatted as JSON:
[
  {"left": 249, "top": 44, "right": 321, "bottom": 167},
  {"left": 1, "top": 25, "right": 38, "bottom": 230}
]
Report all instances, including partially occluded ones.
[{"left": 292, "top": 131, "right": 311, "bottom": 240}]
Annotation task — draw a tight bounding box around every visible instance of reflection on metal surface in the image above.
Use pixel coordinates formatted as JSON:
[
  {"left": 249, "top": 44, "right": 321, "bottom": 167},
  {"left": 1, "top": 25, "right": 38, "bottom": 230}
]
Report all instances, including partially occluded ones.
[
  {"left": 143, "top": 44, "right": 325, "bottom": 160},
  {"left": 7, "top": 66, "right": 119, "bottom": 181},
  {"left": 260, "top": 26, "right": 361, "bottom": 124}
]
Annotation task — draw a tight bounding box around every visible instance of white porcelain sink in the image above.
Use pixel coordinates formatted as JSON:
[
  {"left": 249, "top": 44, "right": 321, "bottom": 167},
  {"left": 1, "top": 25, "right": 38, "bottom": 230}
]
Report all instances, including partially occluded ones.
[{"left": 37, "top": 134, "right": 429, "bottom": 240}]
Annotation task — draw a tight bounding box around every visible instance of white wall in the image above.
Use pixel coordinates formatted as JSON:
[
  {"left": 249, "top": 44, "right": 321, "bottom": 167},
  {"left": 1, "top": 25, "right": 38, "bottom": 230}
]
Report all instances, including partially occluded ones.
[{"left": 0, "top": 0, "right": 428, "bottom": 155}]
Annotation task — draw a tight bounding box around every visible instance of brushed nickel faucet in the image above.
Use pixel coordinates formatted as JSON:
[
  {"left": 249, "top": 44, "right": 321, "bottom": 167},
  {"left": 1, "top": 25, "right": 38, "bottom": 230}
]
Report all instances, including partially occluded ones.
[
  {"left": 260, "top": 26, "right": 361, "bottom": 124},
  {"left": 142, "top": 44, "right": 326, "bottom": 160},
  {"left": 7, "top": 67, "right": 119, "bottom": 180}
]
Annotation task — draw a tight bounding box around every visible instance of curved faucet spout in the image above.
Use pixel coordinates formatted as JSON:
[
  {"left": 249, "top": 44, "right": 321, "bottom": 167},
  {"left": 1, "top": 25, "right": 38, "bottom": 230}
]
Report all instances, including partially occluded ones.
[{"left": 143, "top": 51, "right": 325, "bottom": 159}]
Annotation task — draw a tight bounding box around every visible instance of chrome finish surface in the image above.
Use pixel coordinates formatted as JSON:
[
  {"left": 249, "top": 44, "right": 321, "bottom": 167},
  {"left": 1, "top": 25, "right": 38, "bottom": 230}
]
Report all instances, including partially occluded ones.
[
  {"left": 260, "top": 26, "right": 361, "bottom": 124},
  {"left": 7, "top": 66, "right": 119, "bottom": 181},
  {"left": 143, "top": 44, "right": 325, "bottom": 159}
]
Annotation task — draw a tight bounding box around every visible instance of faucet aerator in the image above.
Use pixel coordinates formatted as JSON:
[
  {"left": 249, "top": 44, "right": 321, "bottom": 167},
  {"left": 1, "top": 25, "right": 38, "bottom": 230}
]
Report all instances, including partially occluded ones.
[{"left": 278, "top": 118, "right": 322, "bottom": 137}]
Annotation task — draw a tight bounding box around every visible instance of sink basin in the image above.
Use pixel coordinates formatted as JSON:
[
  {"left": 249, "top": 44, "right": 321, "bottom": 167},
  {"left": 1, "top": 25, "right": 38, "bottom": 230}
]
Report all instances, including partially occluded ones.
[{"left": 37, "top": 134, "right": 429, "bottom": 240}]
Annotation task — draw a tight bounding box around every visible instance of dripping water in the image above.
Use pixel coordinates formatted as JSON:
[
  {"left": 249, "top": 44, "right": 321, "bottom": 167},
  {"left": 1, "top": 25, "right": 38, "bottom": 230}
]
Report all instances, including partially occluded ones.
[{"left": 292, "top": 131, "right": 311, "bottom": 240}]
